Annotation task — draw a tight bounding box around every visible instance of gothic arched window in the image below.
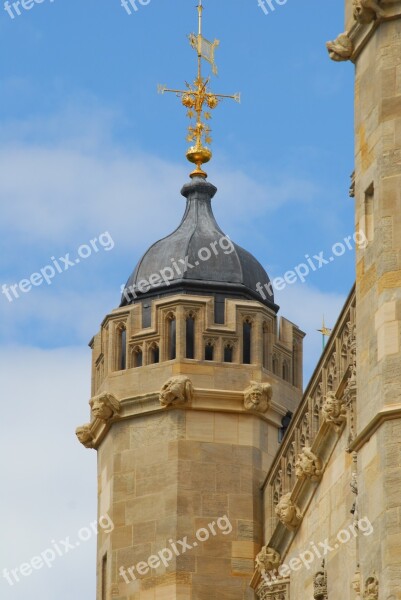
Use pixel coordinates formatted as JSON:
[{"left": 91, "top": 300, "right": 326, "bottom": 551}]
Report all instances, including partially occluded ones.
[
  {"left": 186, "top": 314, "right": 195, "bottom": 359},
  {"left": 116, "top": 324, "right": 127, "bottom": 371},
  {"left": 243, "top": 319, "right": 252, "bottom": 364},
  {"left": 149, "top": 343, "right": 159, "bottom": 364},
  {"left": 205, "top": 341, "right": 214, "bottom": 361},
  {"left": 167, "top": 314, "right": 176, "bottom": 360},
  {"left": 132, "top": 346, "right": 143, "bottom": 368},
  {"left": 224, "top": 343, "right": 234, "bottom": 363}
]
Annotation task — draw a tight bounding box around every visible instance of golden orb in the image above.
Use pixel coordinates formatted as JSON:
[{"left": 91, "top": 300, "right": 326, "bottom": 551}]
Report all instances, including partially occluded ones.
[
  {"left": 207, "top": 95, "right": 218, "bottom": 109},
  {"left": 182, "top": 94, "right": 195, "bottom": 108}
]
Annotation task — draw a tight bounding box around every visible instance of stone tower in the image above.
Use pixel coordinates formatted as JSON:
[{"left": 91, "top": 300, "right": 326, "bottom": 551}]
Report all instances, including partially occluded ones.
[
  {"left": 328, "top": 1, "right": 401, "bottom": 598},
  {"left": 76, "top": 174, "right": 304, "bottom": 599}
]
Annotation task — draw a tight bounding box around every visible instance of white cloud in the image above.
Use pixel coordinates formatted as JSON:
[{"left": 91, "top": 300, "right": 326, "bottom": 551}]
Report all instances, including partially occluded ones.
[
  {"left": 0, "top": 107, "right": 321, "bottom": 254},
  {"left": 0, "top": 346, "right": 97, "bottom": 600},
  {"left": 0, "top": 289, "right": 116, "bottom": 346},
  {"left": 276, "top": 283, "right": 348, "bottom": 384}
]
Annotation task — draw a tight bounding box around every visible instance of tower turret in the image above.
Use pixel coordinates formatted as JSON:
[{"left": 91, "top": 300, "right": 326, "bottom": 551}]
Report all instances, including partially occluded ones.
[{"left": 76, "top": 4, "right": 304, "bottom": 599}]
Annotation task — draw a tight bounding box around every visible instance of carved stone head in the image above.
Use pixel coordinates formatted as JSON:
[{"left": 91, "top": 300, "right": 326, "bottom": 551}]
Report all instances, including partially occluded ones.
[
  {"left": 160, "top": 376, "right": 194, "bottom": 407},
  {"left": 75, "top": 424, "right": 95, "bottom": 449},
  {"left": 322, "top": 391, "right": 347, "bottom": 431},
  {"left": 255, "top": 546, "right": 281, "bottom": 574},
  {"left": 275, "top": 493, "right": 302, "bottom": 531},
  {"left": 295, "top": 447, "right": 323, "bottom": 481},
  {"left": 90, "top": 392, "right": 120, "bottom": 421},
  {"left": 326, "top": 33, "right": 353, "bottom": 62},
  {"left": 244, "top": 381, "right": 272, "bottom": 413},
  {"left": 353, "top": 0, "right": 384, "bottom": 24}
]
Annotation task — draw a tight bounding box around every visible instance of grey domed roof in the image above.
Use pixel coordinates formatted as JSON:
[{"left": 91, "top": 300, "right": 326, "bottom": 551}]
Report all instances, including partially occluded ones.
[{"left": 121, "top": 177, "right": 278, "bottom": 312}]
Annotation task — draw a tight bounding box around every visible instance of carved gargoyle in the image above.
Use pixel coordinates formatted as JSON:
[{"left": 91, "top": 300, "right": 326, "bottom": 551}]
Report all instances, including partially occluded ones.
[
  {"left": 159, "top": 375, "right": 194, "bottom": 407},
  {"left": 326, "top": 32, "right": 354, "bottom": 62},
  {"left": 275, "top": 493, "right": 302, "bottom": 531},
  {"left": 89, "top": 392, "right": 120, "bottom": 422},
  {"left": 255, "top": 546, "right": 281, "bottom": 574},
  {"left": 322, "top": 391, "right": 347, "bottom": 432},
  {"left": 75, "top": 424, "right": 95, "bottom": 449},
  {"left": 353, "top": 0, "right": 384, "bottom": 24},
  {"left": 244, "top": 381, "right": 272, "bottom": 414},
  {"left": 295, "top": 447, "right": 323, "bottom": 481}
]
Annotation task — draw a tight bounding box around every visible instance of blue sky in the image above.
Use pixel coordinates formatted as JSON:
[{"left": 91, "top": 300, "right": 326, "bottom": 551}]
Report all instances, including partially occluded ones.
[{"left": 0, "top": 1, "right": 355, "bottom": 598}]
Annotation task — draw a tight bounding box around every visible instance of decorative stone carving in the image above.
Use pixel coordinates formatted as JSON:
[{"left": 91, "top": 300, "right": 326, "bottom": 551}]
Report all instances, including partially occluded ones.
[
  {"left": 244, "top": 381, "right": 273, "bottom": 413},
  {"left": 326, "top": 32, "right": 354, "bottom": 62},
  {"left": 353, "top": 0, "right": 384, "bottom": 24},
  {"left": 295, "top": 447, "right": 323, "bottom": 481},
  {"left": 349, "top": 171, "right": 356, "bottom": 198},
  {"left": 90, "top": 392, "right": 120, "bottom": 421},
  {"left": 275, "top": 493, "right": 302, "bottom": 531},
  {"left": 313, "top": 562, "right": 328, "bottom": 600},
  {"left": 352, "top": 570, "right": 362, "bottom": 600},
  {"left": 255, "top": 546, "right": 281, "bottom": 574},
  {"left": 75, "top": 424, "right": 95, "bottom": 449},
  {"left": 347, "top": 361, "right": 357, "bottom": 394},
  {"left": 322, "top": 391, "right": 347, "bottom": 432},
  {"left": 159, "top": 375, "right": 194, "bottom": 407},
  {"left": 350, "top": 452, "right": 359, "bottom": 522},
  {"left": 257, "top": 579, "right": 290, "bottom": 600},
  {"left": 364, "top": 575, "right": 379, "bottom": 600}
]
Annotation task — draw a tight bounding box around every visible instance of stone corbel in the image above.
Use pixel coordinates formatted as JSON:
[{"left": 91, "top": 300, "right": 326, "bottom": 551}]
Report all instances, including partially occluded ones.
[
  {"left": 75, "top": 424, "right": 96, "bottom": 449},
  {"left": 322, "top": 391, "right": 347, "bottom": 433},
  {"left": 255, "top": 546, "right": 281, "bottom": 576},
  {"left": 327, "top": 1, "right": 401, "bottom": 63},
  {"left": 295, "top": 447, "right": 323, "bottom": 482},
  {"left": 89, "top": 392, "right": 120, "bottom": 423},
  {"left": 275, "top": 493, "right": 302, "bottom": 531},
  {"left": 159, "top": 375, "right": 194, "bottom": 407},
  {"left": 326, "top": 32, "right": 354, "bottom": 62},
  {"left": 244, "top": 381, "right": 273, "bottom": 414},
  {"left": 353, "top": 0, "right": 384, "bottom": 24}
]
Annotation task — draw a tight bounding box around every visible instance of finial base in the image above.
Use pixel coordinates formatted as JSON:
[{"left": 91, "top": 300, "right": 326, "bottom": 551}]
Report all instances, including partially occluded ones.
[{"left": 186, "top": 144, "right": 212, "bottom": 179}]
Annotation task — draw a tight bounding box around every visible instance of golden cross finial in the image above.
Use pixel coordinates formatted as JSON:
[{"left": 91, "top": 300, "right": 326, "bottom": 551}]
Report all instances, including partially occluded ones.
[
  {"left": 317, "top": 316, "right": 332, "bottom": 350},
  {"left": 158, "top": 1, "right": 240, "bottom": 179}
]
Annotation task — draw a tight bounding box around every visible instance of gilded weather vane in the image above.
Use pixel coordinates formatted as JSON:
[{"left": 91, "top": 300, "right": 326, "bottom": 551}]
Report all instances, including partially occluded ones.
[{"left": 158, "top": 0, "right": 240, "bottom": 179}]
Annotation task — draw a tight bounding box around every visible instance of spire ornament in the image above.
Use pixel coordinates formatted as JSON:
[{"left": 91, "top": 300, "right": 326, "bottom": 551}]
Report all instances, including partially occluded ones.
[
  {"left": 317, "top": 316, "right": 332, "bottom": 350},
  {"left": 158, "top": 1, "right": 240, "bottom": 179}
]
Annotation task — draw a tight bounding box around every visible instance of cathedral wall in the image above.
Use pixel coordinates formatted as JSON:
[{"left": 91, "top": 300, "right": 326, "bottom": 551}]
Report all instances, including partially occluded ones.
[
  {"left": 271, "top": 432, "right": 360, "bottom": 599},
  {"left": 354, "top": 17, "right": 401, "bottom": 432},
  {"left": 352, "top": 14, "right": 401, "bottom": 599}
]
